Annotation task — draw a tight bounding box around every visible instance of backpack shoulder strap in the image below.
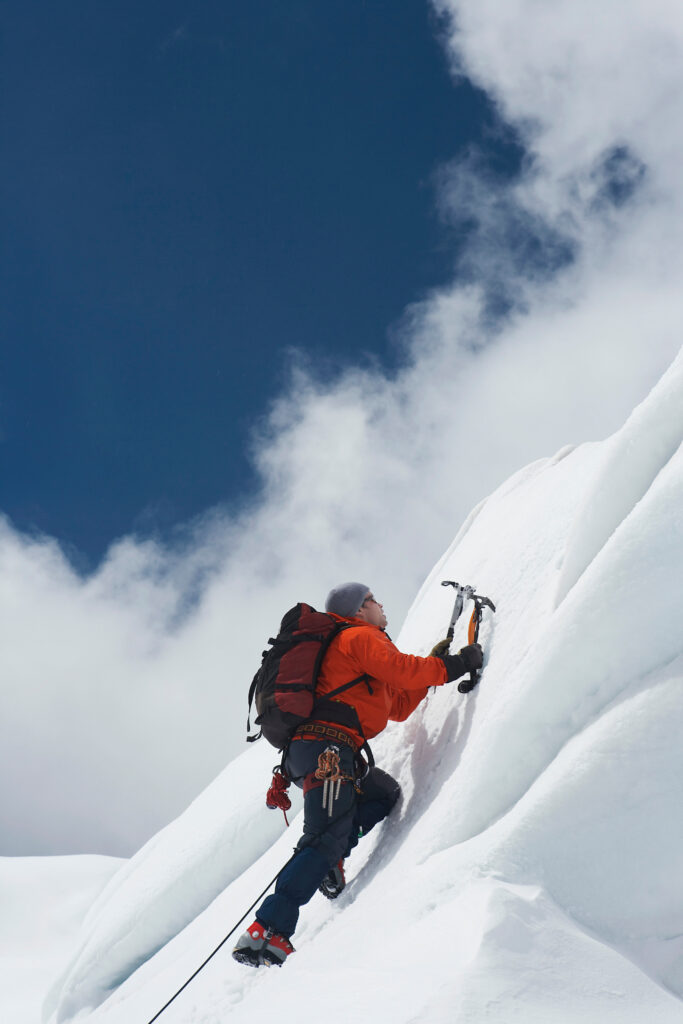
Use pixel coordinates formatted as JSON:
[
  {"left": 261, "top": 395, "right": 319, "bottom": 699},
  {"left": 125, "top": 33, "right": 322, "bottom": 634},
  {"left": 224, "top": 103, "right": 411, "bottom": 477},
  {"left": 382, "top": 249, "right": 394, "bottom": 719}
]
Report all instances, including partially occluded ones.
[
  {"left": 323, "top": 673, "right": 373, "bottom": 700},
  {"left": 246, "top": 668, "right": 262, "bottom": 742}
]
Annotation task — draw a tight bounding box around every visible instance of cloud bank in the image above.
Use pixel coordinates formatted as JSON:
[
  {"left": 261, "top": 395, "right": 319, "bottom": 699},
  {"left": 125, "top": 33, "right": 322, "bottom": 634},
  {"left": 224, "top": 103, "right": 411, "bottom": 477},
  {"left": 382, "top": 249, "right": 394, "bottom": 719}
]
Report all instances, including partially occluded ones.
[{"left": 2, "top": 0, "right": 681, "bottom": 855}]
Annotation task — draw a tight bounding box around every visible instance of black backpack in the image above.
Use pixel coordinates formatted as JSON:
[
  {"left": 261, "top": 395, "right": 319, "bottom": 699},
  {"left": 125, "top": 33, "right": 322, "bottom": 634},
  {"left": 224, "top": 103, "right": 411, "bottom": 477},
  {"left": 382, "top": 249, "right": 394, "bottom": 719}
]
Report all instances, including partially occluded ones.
[{"left": 246, "top": 603, "right": 372, "bottom": 751}]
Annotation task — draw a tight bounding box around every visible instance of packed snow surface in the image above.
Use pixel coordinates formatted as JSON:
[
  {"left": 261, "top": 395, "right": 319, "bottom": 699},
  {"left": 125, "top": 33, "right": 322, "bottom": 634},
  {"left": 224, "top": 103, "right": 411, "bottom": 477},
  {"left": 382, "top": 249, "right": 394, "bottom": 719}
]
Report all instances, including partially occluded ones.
[
  {"left": 4, "top": 350, "right": 680, "bottom": 1024},
  {"left": 0, "top": 855, "right": 121, "bottom": 1024}
]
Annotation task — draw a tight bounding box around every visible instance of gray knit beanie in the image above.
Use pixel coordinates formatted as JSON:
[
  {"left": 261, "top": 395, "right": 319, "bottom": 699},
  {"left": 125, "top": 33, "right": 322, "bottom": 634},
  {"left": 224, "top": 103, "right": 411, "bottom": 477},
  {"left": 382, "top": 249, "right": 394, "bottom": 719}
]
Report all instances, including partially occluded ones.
[{"left": 325, "top": 582, "right": 371, "bottom": 618}]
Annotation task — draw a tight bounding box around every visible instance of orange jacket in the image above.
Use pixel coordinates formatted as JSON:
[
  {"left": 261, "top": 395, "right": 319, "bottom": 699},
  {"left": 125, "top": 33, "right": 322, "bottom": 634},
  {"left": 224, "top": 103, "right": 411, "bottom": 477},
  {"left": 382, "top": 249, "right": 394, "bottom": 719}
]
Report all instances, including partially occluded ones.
[{"left": 315, "top": 615, "right": 448, "bottom": 746}]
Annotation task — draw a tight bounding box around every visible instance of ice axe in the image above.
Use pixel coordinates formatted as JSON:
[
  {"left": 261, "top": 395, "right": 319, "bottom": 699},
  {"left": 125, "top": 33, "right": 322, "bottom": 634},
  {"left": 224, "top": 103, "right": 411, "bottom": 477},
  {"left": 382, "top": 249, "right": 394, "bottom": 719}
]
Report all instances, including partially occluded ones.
[
  {"left": 441, "top": 581, "right": 496, "bottom": 693},
  {"left": 441, "top": 581, "right": 475, "bottom": 641}
]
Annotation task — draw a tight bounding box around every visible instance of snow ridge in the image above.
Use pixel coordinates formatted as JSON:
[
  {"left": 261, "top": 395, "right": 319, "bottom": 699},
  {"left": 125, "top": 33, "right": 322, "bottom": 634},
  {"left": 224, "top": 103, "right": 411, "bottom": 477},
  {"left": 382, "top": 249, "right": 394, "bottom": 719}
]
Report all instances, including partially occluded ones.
[
  {"left": 556, "top": 346, "right": 683, "bottom": 604},
  {"left": 41, "top": 351, "right": 683, "bottom": 1024}
]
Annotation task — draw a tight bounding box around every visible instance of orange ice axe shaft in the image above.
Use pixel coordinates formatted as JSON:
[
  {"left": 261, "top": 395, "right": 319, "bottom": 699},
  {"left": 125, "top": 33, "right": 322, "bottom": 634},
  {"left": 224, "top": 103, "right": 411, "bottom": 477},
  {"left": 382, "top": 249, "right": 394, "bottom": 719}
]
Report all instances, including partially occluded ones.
[{"left": 462, "top": 594, "right": 496, "bottom": 692}]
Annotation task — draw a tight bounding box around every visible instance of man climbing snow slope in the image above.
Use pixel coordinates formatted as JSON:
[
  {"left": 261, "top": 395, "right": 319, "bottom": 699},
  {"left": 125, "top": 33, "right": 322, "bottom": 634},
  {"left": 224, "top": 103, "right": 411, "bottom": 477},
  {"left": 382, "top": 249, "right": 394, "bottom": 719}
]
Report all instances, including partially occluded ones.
[{"left": 232, "top": 581, "right": 483, "bottom": 968}]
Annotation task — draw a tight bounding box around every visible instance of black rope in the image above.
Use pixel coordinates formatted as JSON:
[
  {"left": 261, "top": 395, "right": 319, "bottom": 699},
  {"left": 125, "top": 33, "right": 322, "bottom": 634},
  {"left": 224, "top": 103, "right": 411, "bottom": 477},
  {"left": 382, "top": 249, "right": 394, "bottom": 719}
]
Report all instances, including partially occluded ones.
[{"left": 145, "top": 850, "right": 297, "bottom": 1024}]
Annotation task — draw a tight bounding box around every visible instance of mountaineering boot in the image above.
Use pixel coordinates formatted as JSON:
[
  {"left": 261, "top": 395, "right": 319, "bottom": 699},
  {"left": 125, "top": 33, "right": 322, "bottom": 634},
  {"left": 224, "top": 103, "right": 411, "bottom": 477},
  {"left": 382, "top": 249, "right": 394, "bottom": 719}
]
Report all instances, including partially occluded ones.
[
  {"left": 318, "top": 859, "right": 346, "bottom": 899},
  {"left": 232, "top": 920, "right": 295, "bottom": 967}
]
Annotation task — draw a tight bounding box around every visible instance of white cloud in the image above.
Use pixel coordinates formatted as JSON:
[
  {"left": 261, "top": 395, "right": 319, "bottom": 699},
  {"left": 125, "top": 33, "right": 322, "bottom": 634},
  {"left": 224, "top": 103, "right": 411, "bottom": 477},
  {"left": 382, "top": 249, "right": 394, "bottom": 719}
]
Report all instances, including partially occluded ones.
[{"left": 2, "top": 0, "right": 682, "bottom": 854}]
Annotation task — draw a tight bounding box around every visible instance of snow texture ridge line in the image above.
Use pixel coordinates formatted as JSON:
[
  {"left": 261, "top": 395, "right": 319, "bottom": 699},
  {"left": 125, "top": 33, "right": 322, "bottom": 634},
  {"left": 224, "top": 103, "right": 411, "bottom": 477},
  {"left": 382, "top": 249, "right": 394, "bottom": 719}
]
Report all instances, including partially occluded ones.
[
  {"left": 432, "top": 397, "right": 683, "bottom": 849},
  {"left": 554, "top": 345, "right": 683, "bottom": 605},
  {"left": 486, "top": 663, "right": 683, "bottom": 945}
]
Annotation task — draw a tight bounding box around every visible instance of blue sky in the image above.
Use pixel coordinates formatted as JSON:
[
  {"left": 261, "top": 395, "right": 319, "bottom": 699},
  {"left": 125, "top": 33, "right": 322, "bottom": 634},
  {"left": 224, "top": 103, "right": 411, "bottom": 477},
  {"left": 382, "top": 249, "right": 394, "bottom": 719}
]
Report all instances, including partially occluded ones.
[{"left": 1, "top": 1, "right": 519, "bottom": 564}]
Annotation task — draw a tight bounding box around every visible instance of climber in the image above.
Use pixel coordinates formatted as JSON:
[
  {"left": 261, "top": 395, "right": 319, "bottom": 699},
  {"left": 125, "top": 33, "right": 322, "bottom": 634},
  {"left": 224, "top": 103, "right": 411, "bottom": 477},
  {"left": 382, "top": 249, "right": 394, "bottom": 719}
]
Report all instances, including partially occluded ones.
[{"left": 232, "top": 581, "right": 483, "bottom": 967}]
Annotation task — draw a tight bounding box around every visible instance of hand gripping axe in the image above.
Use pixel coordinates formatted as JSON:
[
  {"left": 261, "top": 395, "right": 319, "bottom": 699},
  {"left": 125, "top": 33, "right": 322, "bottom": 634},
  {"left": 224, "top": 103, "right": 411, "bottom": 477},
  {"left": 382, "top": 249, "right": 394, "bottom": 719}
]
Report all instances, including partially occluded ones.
[{"left": 441, "top": 581, "right": 496, "bottom": 693}]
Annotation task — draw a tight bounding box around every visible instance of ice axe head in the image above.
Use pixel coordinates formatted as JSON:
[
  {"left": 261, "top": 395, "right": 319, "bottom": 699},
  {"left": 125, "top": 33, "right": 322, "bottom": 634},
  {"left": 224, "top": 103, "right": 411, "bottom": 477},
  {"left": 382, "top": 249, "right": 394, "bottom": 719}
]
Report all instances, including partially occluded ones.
[
  {"left": 441, "top": 580, "right": 475, "bottom": 639},
  {"left": 468, "top": 594, "right": 496, "bottom": 644},
  {"left": 441, "top": 581, "right": 460, "bottom": 640}
]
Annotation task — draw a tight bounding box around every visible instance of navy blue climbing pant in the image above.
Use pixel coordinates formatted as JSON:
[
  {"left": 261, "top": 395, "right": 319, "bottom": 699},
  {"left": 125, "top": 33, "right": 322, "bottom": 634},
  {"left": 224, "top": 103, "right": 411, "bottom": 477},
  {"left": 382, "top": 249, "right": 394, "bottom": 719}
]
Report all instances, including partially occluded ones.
[{"left": 256, "top": 738, "right": 401, "bottom": 938}]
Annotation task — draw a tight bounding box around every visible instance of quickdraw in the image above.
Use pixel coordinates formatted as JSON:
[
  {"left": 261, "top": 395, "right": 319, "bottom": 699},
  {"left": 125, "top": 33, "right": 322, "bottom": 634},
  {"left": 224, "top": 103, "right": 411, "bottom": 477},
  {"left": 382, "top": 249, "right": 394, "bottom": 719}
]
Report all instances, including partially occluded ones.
[{"left": 314, "top": 745, "right": 356, "bottom": 817}]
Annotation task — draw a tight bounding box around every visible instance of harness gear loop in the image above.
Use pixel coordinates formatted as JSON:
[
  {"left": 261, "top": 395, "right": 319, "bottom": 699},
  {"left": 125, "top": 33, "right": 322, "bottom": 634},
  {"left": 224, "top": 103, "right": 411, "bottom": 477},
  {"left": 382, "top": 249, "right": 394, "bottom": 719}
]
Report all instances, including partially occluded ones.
[{"left": 266, "top": 766, "right": 292, "bottom": 826}]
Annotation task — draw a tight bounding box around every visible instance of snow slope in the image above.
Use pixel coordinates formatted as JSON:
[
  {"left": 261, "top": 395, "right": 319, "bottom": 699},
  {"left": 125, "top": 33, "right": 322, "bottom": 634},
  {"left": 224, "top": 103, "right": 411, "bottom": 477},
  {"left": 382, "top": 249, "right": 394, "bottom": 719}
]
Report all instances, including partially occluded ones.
[
  {"left": 33, "top": 347, "right": 683, "bottom": 1022},
  {"left": 0, "top": 855, "right": 121, "bottom": 1024}
]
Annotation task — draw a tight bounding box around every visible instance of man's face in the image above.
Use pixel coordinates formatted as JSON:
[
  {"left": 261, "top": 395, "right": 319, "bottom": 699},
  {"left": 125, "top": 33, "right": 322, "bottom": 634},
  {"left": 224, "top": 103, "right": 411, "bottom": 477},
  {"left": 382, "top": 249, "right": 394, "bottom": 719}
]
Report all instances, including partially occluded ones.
[{"left": 356, "top": 593, "right": 388, "bottom": 630}]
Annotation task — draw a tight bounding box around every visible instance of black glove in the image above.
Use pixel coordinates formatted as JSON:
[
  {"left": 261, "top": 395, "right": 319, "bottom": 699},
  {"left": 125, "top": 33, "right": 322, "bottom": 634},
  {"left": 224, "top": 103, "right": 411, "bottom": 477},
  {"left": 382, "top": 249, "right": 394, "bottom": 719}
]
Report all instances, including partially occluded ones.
[
  {"left": 458, "top": 643, "right": 483, "bottom": 672},
  {"left": 438, "top": 652, "right": 466, "bottom": 682},
  {"left": 456, "top": 643, "right": 484, "bottom": 694},
  {"left": 438, "top": 643, "right": 483, "bottom": 684}
]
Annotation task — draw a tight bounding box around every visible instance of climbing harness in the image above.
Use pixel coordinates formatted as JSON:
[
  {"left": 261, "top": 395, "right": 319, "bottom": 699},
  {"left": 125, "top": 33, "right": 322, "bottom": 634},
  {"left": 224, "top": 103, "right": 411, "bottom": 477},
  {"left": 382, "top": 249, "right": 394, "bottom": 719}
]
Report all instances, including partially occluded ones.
[
  {"left": 293, "top": 721, "right": 361, "bottom": 752},
  {"left": 266, "top": 731, "right": 370, "bottom": 826},
  {"left": 440, "top": 580, "right": 496, "bottom": 692}
]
